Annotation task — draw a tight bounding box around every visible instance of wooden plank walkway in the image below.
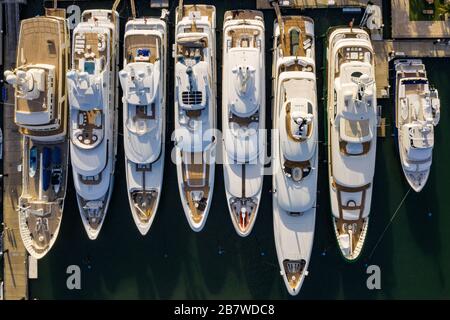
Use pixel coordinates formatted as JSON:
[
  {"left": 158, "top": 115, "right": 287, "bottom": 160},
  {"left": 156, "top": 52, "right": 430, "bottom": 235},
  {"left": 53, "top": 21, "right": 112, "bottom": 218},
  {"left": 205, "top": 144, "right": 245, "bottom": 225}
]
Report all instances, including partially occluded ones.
[
  {"left": 2, "top": 87, "right": 28, "bottom": 300},
  {"left": 373, "top": 40, "right": 450, "bottom": 99},
  {"left": 391, "top": 0, "right": 450, "bottom": 38},
  {"left": 2, "top": 3, "right": 28, "bottom": 301}
]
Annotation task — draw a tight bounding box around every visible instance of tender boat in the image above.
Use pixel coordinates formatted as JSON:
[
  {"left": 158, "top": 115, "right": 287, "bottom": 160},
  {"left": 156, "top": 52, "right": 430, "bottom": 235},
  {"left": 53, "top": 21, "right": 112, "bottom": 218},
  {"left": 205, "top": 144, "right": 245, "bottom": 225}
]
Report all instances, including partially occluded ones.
[
  {"left": 394, "top": 59, "right": 440, "bottom": 192},
  {"left": 173, "top": 4, "right": 217, "bottom": 231},
  {"left": 222, "top": 10, "right": 265, "bottom": 237},
  {"left": 272, "top": 14, "right": 317, "bottom": 295},
  {"left": 326, "top": 27, "right": 377, "bottom": 261},
  {"left": 119, "top": 14, "right": 168, "bottom": 235},
  {"left": 67, "top": 10, "right": 119, "bottom": 239},
  {"left": 3, "top": 6, "right": 70, "bottom": 258}
]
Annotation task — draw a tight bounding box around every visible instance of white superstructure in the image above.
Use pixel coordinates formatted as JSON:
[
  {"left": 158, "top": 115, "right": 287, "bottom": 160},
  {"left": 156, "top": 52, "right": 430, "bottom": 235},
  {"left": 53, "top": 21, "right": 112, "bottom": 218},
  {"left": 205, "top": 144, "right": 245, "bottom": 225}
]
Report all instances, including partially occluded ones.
[
  {"left": 222, "top": 10, "right": 265, "bottom": 237},
  {"left": 327, "top": 27, "right": 377, "bottom": 261},
  {"left": 119, "top": 17, "right": 167, "bottom": 235},
  {"left": 272, "top": 15, "right": 317, "bottom": 295},
  {"left": 67, "top": 10, "right": 119, "bottom": 239},
  {"left": 395, "top": 59, "right": 440, "bottom": 192},
  {"left": 3, "top": 8, "right": 70, "bottom": 259},
  {"left": 173, "top": 5, "right": 217, "bottom": 231}
]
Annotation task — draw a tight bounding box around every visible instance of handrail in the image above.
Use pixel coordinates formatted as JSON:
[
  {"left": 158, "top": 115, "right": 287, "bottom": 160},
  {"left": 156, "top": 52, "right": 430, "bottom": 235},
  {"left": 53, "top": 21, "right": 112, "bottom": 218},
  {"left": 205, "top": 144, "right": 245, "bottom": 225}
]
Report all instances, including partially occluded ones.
[
  {"left": 130, "top": 0, "right": 136, "bottom": 19},
  {"left": 270, "top": 1, "right": 285, "bottom": 52},
  {"left": 112, "top": 0, "right": 122, "bottom": 27}
]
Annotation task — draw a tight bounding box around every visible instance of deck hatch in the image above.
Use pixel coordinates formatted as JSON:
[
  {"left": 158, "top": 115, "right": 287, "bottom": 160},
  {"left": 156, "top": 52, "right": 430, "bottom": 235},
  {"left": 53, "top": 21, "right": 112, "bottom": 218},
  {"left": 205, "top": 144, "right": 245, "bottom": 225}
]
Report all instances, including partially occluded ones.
[{"left": 182, "top": 91, "right": 202, "bottom": 105}]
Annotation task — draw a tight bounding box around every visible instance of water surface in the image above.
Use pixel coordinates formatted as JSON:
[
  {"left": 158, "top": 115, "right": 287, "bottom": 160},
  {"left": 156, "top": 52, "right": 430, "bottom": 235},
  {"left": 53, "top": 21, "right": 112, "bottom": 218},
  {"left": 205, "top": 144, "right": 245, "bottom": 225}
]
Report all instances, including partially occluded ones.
[{"left": 22, "top": 0, "right": 450, "bottom": 299}]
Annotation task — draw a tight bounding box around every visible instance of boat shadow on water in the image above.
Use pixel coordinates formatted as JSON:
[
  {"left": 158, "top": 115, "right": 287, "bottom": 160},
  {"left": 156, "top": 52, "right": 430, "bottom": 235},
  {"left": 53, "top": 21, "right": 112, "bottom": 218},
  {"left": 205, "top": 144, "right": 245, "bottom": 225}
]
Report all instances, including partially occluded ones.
[
  {"left": 341, "top": 133, "right": 396, "bottom": 300},
  {"left": 24, "top": 1, "right": 450, "bottom": 300},
  {"left": 402, "top": 58, "right": 449, "bottom": 296}
]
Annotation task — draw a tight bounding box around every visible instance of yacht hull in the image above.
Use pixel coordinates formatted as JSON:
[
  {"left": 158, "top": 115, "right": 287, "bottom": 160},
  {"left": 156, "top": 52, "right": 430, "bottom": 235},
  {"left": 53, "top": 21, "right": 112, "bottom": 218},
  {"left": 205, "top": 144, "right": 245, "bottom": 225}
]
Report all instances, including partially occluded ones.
[
  {"left": 5, "top": 10, "right": 70, "bottom": 259},
  {"left": 18, "top": 138, "right": 69, "bottom": 259},
  {"left": 126, "top": 156, "right": 164, "bottom": 235},
  {"left": 76, "top": 179, "right": 114, "bottom": 240},
  {"left": 326, "top": 27, "right": 377, "bottom": 261},
  {"left": 222, "top": 10, "right": 265, "bottom": 237},
  {"left": 272, "top": 15, "right": 318, "bottom": 293},
  {"left": 273, "top": 201, "right": 315, "bottom": 295},
  {"left": 174, "top": 5, "right": 217, "bottom": 232},
  {"left": 68, "top": 10, "right": 119, "bottom": 240},
  {"left": 175, "top": 149, "right": 215, "bottom": 232},
  {"left": 394, "top": 59, "right": 438, "bottom": 193},
  {"left": 121, "top": 18, "right": 168, "bottom": 235},
  {"left": 223, "top": 163, "right": 263, "bottom": 237},
  {"left": 394, "top": 119, "right": 429, "bottom": 192}
]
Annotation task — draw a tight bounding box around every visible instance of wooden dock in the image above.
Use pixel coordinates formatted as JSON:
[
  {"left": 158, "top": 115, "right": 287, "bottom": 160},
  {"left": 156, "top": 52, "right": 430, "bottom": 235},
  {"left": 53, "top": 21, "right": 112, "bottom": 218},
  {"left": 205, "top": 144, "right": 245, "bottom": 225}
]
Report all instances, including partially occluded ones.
[
  {"left": 373, "top": 40, "right": 450, "bottom": 99},
  {"left": 2, "top": 87, "right": 28, "bottom": 300},
  {"left": 2, "top": 3, "right": 28, "bottom": 301},
  {"left": 391, "top": 0, "right": 450, "bottom": 39},
  {"left": 256, "top": 0, "right": 380, "bottom": 9}
]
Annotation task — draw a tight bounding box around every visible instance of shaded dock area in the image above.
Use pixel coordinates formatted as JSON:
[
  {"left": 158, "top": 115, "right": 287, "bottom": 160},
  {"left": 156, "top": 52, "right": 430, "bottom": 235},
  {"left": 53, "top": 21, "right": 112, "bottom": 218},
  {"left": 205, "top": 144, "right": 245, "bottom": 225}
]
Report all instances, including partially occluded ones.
[
  {"left": 257, "top": 0, "right": 381, "bottom": 9},
  {"left": 1, "top": 2, "right": 28, "bottom": 300},
  {"left": 373, "top": 40, "right": 450, "bottom": 99},
  {"left": 391, "top": 0, "right": 450, "bottom": 38},
  {"left": 2, "top": 90, "right": 28, "bottom": 300}
]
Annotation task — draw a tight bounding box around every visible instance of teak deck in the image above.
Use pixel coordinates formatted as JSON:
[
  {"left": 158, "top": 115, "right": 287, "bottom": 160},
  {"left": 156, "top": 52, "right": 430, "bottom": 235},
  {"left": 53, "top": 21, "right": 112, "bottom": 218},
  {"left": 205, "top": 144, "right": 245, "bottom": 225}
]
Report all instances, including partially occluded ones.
[
  {"left": 132, "top": 189, "right": 158, "bottom": 221},
  {"left": 125, "top": 34, "right": 159, "bottom": 64},
  {"left": 280, "top": 16, "right": 313, "bottom": 58},
  {"left": 182, "top": 152, "right": 210, "bottom": 223},
  {"left": 16, "top": 16, "right": 66, "bottom": 137},
  {"left": 182, "top": 5, "right": 215, "bottom": 24},
  {"left": 74, "top": 32, "right": 108, "bottom": 65}
]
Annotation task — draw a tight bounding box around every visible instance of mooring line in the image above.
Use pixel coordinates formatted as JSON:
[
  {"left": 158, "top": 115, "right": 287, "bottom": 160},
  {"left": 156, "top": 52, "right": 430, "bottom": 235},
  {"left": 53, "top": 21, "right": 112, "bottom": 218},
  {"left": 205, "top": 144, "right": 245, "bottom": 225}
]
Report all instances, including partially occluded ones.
[{"left": 368, "top": 187, "right": 411, "bottom": 260}]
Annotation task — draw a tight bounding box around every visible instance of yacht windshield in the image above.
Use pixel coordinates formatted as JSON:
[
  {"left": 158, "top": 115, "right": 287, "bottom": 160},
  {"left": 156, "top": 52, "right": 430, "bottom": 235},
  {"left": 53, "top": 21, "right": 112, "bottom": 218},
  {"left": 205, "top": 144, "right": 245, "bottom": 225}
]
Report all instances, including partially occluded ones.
[{"left": 84, "top": 61, "right": 95, "bottom": 75}]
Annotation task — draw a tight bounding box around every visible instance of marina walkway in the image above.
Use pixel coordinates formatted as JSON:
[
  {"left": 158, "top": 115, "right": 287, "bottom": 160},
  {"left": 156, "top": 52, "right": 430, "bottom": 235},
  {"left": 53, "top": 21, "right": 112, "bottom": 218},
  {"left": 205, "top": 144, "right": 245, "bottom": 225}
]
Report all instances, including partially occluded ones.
[
  {"left": 391, "top": 0, "right": 450, "bottom": 38},
  {"left": 257, "top": 0, "right": 381, "bottom": 9},
  {"left": 373, "top": 40, "right": 450, "bottom": 98},
  {"left": 2, "top": 3, "right": 28, "bottom": 300}
]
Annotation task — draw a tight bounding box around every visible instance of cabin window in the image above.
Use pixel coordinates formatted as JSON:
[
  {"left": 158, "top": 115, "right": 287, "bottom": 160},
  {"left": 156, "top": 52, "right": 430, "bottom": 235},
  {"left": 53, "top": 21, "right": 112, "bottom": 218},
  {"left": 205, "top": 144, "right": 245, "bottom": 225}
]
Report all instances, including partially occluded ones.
[
  {"left": 240, "top": 37, "right": 250, "bottom": 48},
  {"left": 137, "top": 48, "right": 150, "bottom": 57},
  {"left": 84, "top": 61, "right": 95, "bottom": 75},
  {"left": 137, "top": 105, "right": 147, "bottom": 115},
  {"left": 307, "top": 102, "right": 313, "bottom": 114},
  {"left": 79, "top": 174, "right": 101, "bottom": 184},
  {"left": 47, "top": 40, "right": 56, "bottom": 56},
  {"left": 333, "top": 90, "right": 337, "bottom": 119},
  {"left": 136, "top": 163, "right": 152, "bottom": 173},
  {"left": 289, "top": 28, "right": 300, "bottom": 55}
]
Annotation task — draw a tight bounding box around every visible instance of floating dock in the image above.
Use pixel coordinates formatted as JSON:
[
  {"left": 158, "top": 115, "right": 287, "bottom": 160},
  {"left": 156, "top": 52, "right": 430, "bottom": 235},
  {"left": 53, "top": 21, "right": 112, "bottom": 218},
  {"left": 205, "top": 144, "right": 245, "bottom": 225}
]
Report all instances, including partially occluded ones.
[
  {"left": 257, "top": 0, "right": 381, "bottom": 9},
  {"left": 2, "top": 2, "right": 28, "bottom": 301},
  {"left": 392, "top": 0, "right": 450, "bottom": 38},
  {"left": 373, "top": 40, "right": 450, "bottom": 99},
  {"left": 2, "top": 85, "right": 28, "bottom": 300}
]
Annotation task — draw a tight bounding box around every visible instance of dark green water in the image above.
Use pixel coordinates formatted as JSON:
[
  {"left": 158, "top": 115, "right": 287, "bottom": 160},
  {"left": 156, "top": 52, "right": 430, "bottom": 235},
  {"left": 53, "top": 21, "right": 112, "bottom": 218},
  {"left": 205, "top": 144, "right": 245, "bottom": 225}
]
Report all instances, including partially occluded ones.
[{"left": 21, "top": 1, "right": 450, "bottom": 299}]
